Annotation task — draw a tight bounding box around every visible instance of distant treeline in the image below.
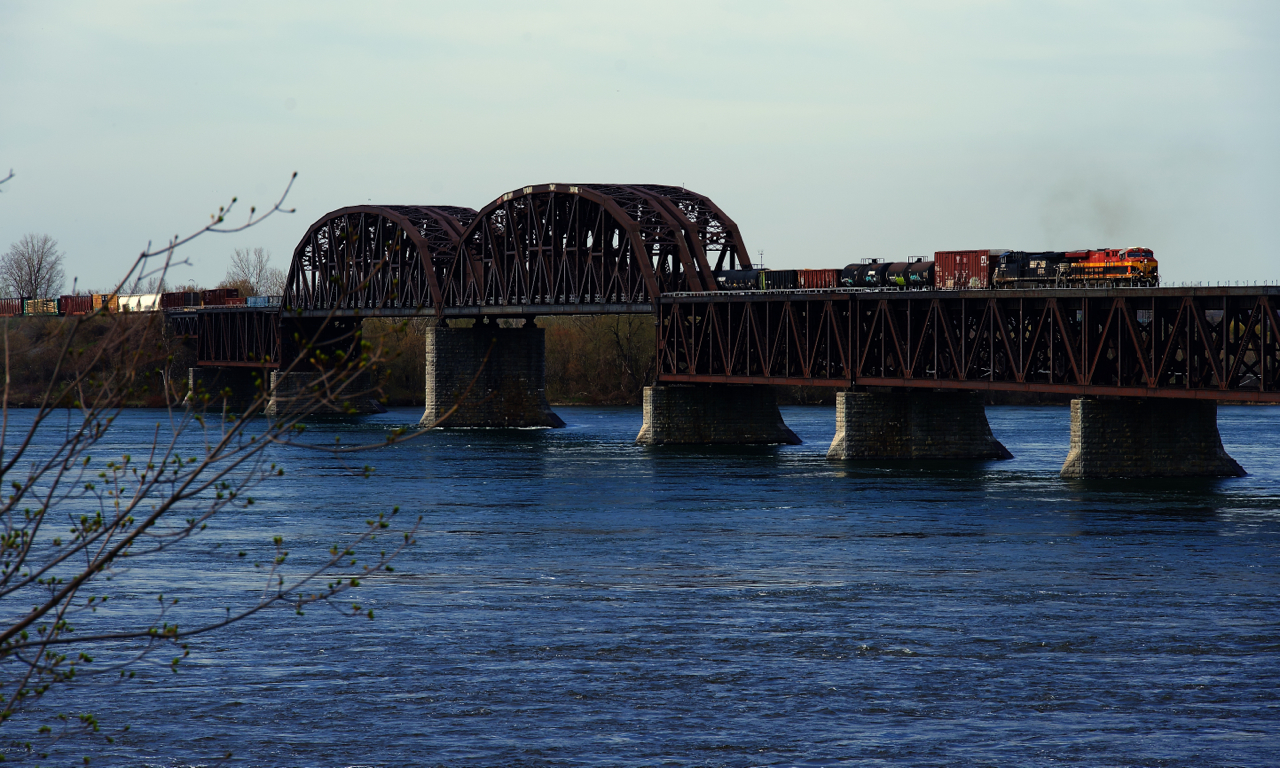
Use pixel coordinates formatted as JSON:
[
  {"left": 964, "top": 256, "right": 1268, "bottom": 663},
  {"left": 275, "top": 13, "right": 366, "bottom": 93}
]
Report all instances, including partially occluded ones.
[
  {"left": 360, "top": 315, "right": 842, "bottom": 407},
  {"left": 363, "top": 315, "right": 658, "bottom": 406},
  {"left": 2, "top": 314, "right": 1091, "bottom": 410},
  {"left": 1, "top": 314, "right": 188, "bottom": 408},
  {"left": 360, "top": 316, "right": 1074, "bottom": 408},
  {"left": 4, "top": 314, "right": 664, "bottom": 409}
]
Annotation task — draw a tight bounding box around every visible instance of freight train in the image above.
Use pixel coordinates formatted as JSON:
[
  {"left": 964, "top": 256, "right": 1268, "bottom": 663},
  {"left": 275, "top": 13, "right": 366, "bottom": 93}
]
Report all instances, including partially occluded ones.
[
  {"left": 0, "top": 288, "right": 278, "bottom": 318},
  {"left": 715, "top": 247, "right": 1158, "bottom": 292}
]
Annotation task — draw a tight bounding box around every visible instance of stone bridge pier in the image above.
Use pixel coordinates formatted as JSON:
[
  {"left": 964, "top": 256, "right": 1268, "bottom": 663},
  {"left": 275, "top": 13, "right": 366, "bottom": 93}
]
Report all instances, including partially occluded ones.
[
  {"left": 1061, "top": 398, "right": 1245, "bottom": 478},
  {"left": 635, "top": 385, "right": 801, "bottom": 445},
  {"left": 826, "top": 389, "right": 1012, "bottom": 461},
  {"left": 186, "top": 366, "right": 270, "bottom": 414},
  {"left": 265, "top": 317, "right": 386, "bottom": 418},
  {"left": 421, "top": 319, "right": 564, "bottom": 428}
]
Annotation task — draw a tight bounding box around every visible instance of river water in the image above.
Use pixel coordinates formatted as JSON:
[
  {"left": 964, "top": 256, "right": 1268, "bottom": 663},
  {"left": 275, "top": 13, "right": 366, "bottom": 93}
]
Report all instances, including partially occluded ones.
[{"left": 25, "top": 405, "right": 1280, "bottom": 766}]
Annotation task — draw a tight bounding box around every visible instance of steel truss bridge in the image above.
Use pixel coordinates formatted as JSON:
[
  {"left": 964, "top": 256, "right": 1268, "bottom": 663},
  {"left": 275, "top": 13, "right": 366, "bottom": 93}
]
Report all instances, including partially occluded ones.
[
  {"left": 658, "top": 287, "right": 1280, "bottom": 402},
  {"left": 170, "top": 184, "right": 1280, "bottom": 403}
]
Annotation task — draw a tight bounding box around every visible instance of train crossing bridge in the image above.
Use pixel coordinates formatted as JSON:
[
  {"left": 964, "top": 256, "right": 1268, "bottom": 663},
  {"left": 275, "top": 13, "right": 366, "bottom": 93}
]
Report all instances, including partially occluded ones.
[{"left": 172, "top": 183, "right": 1280, "bottom": 478}]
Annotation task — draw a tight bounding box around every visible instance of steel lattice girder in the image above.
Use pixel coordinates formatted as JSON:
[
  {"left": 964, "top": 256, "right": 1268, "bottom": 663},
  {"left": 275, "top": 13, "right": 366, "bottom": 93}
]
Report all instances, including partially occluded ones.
[
  {"left": 194, "top": 308, "right": 280, "bottom": 367},
  {"left": 276, "top": 187, "right": 750, "bottom": 316},
  {"left": 448, "top": 183, "right": 752, "bottom": 307},
  {"left": 657, "top": 288, "right": 1280, "bottom": 402},
  {"left": 282, "top": 205, "right": 477, "bottom": 314},
  {"left": 167, "top": 312, "right": 199, "bottom": 339}
]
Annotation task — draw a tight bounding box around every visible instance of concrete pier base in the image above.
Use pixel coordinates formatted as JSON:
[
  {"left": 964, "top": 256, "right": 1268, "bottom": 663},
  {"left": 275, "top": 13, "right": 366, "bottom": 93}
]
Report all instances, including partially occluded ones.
[
  {"left": 421, "top": 324, "right": 564, "bottom": 428},
  {"left": 1060, "top": 398, "right": 1245, "bottom": 478},
  {"left": 185, "top": 367, "right": 267, "bottom": 414},
  {"left": 635, "top": 385, "right": 801, "bottom": 445},
  {"left": 826, "top": 390, "right": 1012, "bottom": 460},
  {"left": 265, "top": 371, "right": 387, "bottom": 418}
]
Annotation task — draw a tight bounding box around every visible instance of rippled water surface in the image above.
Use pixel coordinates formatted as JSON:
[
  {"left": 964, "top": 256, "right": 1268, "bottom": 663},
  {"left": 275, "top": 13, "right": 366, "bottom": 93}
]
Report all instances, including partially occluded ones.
[{"left": 34, "top": 405, "right": 1280, "bottom": 765}]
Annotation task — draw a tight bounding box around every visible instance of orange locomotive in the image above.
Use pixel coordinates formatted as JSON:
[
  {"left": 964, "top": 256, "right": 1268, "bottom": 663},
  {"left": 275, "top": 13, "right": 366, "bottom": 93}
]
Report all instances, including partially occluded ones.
[
  {"left": 1063, "top": 247, "right": 1159, "bottom": 286},
  {"left": 990, "top": 247, "right": 1159, "bottom": 288}
]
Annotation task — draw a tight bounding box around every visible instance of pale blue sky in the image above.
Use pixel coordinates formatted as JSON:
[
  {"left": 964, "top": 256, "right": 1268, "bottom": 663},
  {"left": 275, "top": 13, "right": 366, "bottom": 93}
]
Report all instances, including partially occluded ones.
[{"left": 2, "top": 0, "right": 1276, "bottom": 290}]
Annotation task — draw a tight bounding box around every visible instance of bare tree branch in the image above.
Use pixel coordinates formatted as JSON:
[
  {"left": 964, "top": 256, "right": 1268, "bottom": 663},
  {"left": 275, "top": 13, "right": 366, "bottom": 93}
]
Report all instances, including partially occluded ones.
[
  {"left": 1, "top": 234, "right": 65, "bottom": 299},
  {"left": 0, "top": 171, "right": 483, "bottom": 761}
]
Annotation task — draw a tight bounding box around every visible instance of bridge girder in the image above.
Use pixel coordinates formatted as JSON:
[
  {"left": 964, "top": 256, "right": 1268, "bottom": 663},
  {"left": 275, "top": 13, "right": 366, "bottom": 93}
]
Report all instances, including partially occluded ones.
[
  {"left": 448, "top": 183, "right": 753, "bottom": 307},
  {"left": 279, "top": 185, "right": 750, "bottom": 316},
  {"left": 283, "top": 205, "right": 477, "bottom": 314},
  {"left": 657, "top": 288, "right": 1280, "bottom": 402}
]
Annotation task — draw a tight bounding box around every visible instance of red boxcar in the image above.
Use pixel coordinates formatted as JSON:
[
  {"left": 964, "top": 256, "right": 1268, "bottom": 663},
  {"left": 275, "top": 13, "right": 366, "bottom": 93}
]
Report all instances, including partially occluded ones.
[
  {"left": 796, "top": 269, "right": 840, "bottom": 289},
  {"left": 0, "top": 298, "right": 22, "bottom": 317},
  {"left": 935, "top": 249, "right": 1001, "bottom": 289},
  {"left": 58, "top": 295, "right": 93, "bottom": 315},
  {"left": 202, "top": 288, "right": 240, "bottom": 306},
  {"left": 161, "top": 291, "right": 203, "bottom": 309}
]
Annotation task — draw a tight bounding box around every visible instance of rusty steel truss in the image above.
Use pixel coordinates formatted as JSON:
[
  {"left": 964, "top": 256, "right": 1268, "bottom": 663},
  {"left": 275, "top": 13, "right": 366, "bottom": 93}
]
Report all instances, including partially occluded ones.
[
  {"left": 278, "top": 185, "right": 749, "bottom": 317},
  {"left": 181, "top": 185, "right": 1280, "bottom": 402},
  {"left": 283, "top": 205, "right": 477, "bottom": 314},
  {"left": 657, "top": 287, "right": 1280, "bottom": 401},
  {"left": 193, "top": 307, "right": 280, "bottom": 367}
]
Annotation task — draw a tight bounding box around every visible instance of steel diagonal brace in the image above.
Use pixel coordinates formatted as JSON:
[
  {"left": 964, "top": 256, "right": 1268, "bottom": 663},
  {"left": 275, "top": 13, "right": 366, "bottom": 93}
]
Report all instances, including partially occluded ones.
[
  {"left": 786, "top": 301, "right": 811, "bottom": 378},
  {"left": 1118, "top": 298, "right": 1153, "bottom": 386},
  {"left": 931, "top": 301, "right": 963, "bottom": 380},
  {"left": 1086, "top": 299, "right": 1121, "bottom": 384},
  {"left": 907, "top": 301, "right": 935, "bottom": 378},
  {"left": 1189, "top": 299, "right": 1225, "bottom": 386},
  {"left": 962, "top": 300, "right": 994, "bottom": 380},
  {"left": 856, "top": 301, "right": 885, "bottom": 376},
  {"left": 635, "top": 188, "right": 718, "bottom": 292},
  {"left": 1020, "top": 300, "right": 1052, "bottom": 382},
  {"left": 987, "top": 299, "right": 1020, "bottom": 382},
  {"left": 881, "top": 301, "right": 909, "bottom": 378},
  {"left": 1155, "top": 298, "right": 1191, "bottom": 387},
  {"left": 1224, "top": 298, "right": 1264, "bottom": 388}
]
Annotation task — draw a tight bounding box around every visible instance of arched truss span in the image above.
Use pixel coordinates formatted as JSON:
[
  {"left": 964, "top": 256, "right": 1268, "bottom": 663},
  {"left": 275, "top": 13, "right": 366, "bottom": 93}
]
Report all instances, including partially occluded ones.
[
  {"left": 283, "top": 205, "right": 477, "bottom": 312},
  {"left": 448, "top": 184, "right": 752, "bottom": 308}
]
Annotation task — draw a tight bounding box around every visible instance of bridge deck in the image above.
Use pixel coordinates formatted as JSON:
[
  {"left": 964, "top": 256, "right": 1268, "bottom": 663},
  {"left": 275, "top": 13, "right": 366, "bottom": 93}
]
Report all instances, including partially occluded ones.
[
  {"left": 172, "top": 285, "right": 1280, "bottom": 402},
  {"left": 658, "top": 285, "right": 1280, "bottom": 402},
  {"left": 284, "top": 303, "right": 654, "bottom": 319}
]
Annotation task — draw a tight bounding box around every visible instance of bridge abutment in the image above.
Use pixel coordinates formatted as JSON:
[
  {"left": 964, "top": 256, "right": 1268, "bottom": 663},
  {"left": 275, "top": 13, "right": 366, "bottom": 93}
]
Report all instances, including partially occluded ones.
[
  {"left": 635, "top": 385, "right": 801, "bottom": 445},
  {"left": 826, "top": 390, "right": 1012, "bottom": 460},
  {"left": 265, "top": 370, "right": 387, "bottom": 418},
  {"left": 186, "top": 367, "right": 267, "bottom": 414},
  {"left": 421, "top": 323, "right": 565, "bottom": 428},
  {"left": 1060, "top": 398, "right": 1245, "bottom": 478},
  {"left": 266, "top": 317, "right": 387, "bottom": 418}
]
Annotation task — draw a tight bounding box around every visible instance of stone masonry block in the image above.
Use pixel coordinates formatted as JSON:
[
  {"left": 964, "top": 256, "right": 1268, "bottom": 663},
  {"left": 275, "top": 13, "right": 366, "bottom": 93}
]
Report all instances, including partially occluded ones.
[
  {"left": 265, "top": 370, "right": 387, "bottom": 418},
  {"left": 421, "top": 324, "right": 564, "bottom": 428},
  {"left": 1060, "top": 398, "right": 1245, "bottom": 478},
  {"left": 185, "top": 366, "right": 268, "bottom": 414},
  {"left": 827, "top": 390, "right": 1012, "bottom": 460},
  {"left": 636, "top": 385, "right": 801, "bottom": 445}
]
